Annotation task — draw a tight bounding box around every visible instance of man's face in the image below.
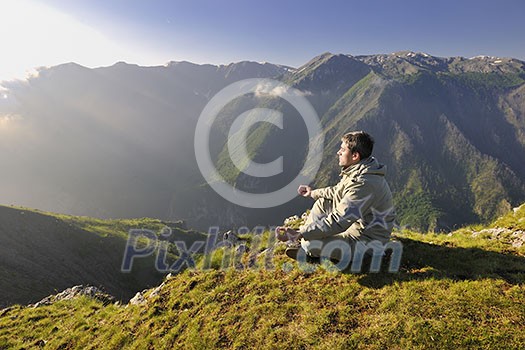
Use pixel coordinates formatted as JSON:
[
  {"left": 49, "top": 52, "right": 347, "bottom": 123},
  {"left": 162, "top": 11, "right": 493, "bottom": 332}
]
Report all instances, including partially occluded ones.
[{"left": 337, "top": 141, "right": 359, "bottom": 168}]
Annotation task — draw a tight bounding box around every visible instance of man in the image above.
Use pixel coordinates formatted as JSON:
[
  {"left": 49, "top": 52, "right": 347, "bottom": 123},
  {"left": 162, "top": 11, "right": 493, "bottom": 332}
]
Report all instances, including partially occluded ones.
[{"left": 276, "top": 131, "right": 395, "bottom": 265}]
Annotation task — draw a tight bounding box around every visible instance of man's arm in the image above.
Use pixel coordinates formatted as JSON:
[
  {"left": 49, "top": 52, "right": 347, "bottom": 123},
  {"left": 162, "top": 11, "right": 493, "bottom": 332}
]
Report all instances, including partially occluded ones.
[
  {"left": 300, "top": 181, "right": 373, "bottom": 240},
  {"left": 298, "top": 185, "right": 336, "bottom": 200}
]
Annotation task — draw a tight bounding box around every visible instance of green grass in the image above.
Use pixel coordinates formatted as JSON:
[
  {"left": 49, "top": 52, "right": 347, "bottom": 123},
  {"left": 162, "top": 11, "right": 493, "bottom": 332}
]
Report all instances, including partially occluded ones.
[
  {"left": 447, "top": 72, "right": 525, "bottom": 90},
  {"left": 1, "top": 207, "right": 525, "bottom": 349},
  {"left": 492, "top": 204, "right": 525, "bottom": 231},
  {"left": 5, "top": 205, "right": 169, "bottom": 239}
]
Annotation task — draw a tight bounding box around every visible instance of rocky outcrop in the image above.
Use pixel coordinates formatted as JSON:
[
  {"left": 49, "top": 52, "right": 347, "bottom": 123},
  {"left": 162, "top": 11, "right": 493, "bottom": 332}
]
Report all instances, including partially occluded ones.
[
  {"left": 216, "top": 231, "right": 249, "bottom": 254},
  {"left": 31, "top": 285, "right": 115, "bottom": 308},
  {"left": 472, "top": 228, "right": 525, "bottom": 248},
  {"left": 128, "top": 273, "right": 175, "bottom": 306}
]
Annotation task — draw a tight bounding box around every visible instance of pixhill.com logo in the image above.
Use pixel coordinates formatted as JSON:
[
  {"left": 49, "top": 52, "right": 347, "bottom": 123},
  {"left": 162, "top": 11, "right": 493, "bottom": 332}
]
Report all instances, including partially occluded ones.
[{"left": 121, "top": 226, "right": 402, "bottom": 274}]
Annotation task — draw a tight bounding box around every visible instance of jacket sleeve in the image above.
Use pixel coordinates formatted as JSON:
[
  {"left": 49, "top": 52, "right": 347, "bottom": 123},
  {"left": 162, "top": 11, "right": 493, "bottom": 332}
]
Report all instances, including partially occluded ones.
[
  {"left": 310, "top": 186, "right": 336, "bottom": 200},
  {"left": 300, "top": 180, "right": 373, "bottom": 240}
]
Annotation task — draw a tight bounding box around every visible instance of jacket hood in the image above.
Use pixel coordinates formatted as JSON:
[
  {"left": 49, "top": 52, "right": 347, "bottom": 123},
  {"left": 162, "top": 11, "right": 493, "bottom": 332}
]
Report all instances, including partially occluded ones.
[{"left": 341, "top": 156, "right": 387, "bottom": 177}]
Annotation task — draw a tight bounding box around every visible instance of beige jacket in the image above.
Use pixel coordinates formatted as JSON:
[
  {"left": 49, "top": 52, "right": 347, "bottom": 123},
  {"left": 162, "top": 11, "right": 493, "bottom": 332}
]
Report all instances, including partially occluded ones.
[{"left": 300, "top": 157, "right": 395, "bottom": 243}]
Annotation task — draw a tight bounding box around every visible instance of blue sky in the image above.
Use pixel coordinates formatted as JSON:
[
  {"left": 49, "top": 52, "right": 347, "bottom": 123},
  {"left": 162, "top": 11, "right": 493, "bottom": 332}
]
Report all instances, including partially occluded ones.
[{"left": 1, "top": 0, "right": 524, "bottom": 82}]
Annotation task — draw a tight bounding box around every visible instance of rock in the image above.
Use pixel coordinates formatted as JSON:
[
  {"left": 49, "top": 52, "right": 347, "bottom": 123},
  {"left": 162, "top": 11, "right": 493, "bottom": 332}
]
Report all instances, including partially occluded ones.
[
  {"left": 161, "top": 220, "right": 187, "bottom": 230},
  {"left": 32, "top": 285, "right": 115, "bottom": 308},
  {"left": 0, "top": 306, "right": 14, "bottom": 317},
  {"left": 149, "top": 282, "right": 166, "bottom": 298},
  {"left": 511, "top": 230, "right": 525, "bottom": 248},
  {"left": 471, "top": 228, "right": 525, "bottom": 248},
  {"left": 222, "top": 230, "right": 240, "bottom": 244},
  {"left": 284, "top": 215, "right": 300, "bottom": 226},
  {"left": 129, "top": 291, "right": 147, "bottom": 305},
  {"left": 472, "top": 228, "right": 507, "bottom": 238},
  {"left": 128, "top": 283, "right": 167, "bottom": 306},
  {"left": 220, "top": 231, "right": 249, "bottom": 247}
]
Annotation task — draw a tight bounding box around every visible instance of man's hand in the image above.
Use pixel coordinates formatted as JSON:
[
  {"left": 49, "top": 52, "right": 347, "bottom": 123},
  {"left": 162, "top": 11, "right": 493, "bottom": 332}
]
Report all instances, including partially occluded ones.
[
  {"left": 275, "top": 226, "right": 301, "bottom": 242},
  {"left": 298, "top": 185, "right": 312, "bottom": 198}
]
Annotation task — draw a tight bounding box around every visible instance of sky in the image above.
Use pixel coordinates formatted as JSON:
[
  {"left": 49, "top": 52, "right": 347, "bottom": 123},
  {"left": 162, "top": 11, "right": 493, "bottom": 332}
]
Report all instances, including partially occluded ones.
[{"left": 1, "top": 0, "right": 524, "bottom": 83}]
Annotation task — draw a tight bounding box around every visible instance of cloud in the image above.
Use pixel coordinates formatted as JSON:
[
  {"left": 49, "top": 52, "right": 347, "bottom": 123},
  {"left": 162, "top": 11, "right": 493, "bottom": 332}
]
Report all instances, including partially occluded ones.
[{"left": 253, "top": 81, "right": 311, "bottom": 98}]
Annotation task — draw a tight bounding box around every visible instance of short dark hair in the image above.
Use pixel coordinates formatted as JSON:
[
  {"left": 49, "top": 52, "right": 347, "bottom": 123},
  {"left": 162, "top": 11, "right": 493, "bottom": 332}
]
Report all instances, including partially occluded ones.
[{"left": 341, "top": 131, "right": 374, "bottom": 159}]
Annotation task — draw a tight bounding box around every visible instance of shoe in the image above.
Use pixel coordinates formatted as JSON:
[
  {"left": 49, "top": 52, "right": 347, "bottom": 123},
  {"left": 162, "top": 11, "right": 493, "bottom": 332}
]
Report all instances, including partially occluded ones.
[
  {"left": 285, "top": 247, "right": 319, "bottom": 264},
  {"left": 285, "top": 247, "right": 299, "bottom": 260},
  {"left": 329, "top": 257, "right": 340, "bottom": 264},
  {"left": 286, "top": 240, "right": 301, "bottom": 249}
]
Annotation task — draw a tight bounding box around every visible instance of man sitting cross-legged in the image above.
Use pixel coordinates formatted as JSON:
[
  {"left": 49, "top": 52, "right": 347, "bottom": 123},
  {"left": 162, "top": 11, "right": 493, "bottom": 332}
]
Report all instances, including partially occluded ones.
[{"left": 276, "top": 131, "right": 396, "bottom": 268}]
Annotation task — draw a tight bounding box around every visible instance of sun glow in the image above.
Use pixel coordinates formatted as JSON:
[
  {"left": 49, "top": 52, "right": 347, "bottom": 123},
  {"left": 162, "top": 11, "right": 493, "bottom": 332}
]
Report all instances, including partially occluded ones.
[
  {"left": 0, "top": 115, "right": 19, "bottom": 130},
  {"left": 0, "top": 0, "right": 143, "bottom": 82}
]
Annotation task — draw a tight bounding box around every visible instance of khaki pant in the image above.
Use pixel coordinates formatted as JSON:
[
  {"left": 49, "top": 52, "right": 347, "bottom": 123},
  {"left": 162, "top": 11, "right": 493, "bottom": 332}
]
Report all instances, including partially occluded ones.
[{"left": 300, "top": 197, "right": 361, "bottom": 261}]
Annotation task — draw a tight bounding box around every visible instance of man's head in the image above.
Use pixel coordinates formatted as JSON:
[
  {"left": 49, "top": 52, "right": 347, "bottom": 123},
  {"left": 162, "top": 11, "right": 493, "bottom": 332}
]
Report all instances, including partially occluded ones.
[{"left": 338, "top": 131, "right": 374, "bottom": 168}]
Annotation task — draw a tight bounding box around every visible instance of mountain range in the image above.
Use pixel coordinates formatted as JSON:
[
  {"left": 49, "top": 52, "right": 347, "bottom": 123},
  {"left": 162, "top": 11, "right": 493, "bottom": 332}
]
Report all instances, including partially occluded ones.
[{"left": 1, "top": 51, "right": 525, "bottom": 231}]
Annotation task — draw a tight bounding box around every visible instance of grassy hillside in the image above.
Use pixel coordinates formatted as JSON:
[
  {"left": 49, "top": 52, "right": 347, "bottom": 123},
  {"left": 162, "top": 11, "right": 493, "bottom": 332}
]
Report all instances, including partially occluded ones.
[
  {"left": 1, "top": 206, "right": 524, "bottom": 349},
  {"left": 0, "top": 205, "right": 206, "bottom": 307}
]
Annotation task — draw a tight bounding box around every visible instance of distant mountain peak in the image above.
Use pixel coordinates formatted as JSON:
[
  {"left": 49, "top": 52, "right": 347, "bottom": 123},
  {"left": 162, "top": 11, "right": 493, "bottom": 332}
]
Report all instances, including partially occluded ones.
[
  {"left": 294, "top": 52, "right": 367, "bottom": 76},
  {"left": 351, "top": 51, "right": 525, "bottom": 78},
  {"left": 165, "top": 60, "right": 211, "bottom": 68},
  {"left": 111, "top": 61, "right": 140, "bottom": 68},
  {"left": 392, "top": 50, "right": 432, "bottom": 58},
  {"left": 469, "top": 55, "right": 503, "bottom": 60}
]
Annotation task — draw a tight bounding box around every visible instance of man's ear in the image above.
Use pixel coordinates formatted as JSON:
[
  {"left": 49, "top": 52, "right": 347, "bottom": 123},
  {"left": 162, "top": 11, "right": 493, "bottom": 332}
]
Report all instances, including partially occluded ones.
[{"left": 352, "top": 152, "right": 361, "bottom": 161}]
